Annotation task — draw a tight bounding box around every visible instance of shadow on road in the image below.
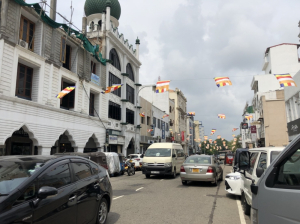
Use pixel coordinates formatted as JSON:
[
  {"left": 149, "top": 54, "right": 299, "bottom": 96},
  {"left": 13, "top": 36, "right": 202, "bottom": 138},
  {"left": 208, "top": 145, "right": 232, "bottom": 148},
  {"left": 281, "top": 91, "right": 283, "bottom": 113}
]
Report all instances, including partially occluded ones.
[{"left": 107, "top": 212, "right": 121, "bottom": 224}]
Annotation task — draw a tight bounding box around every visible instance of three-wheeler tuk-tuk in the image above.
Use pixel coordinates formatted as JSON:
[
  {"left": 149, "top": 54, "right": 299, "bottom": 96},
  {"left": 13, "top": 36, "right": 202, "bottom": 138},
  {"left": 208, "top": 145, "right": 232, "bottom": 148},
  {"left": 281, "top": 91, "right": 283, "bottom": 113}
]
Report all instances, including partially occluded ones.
[
  {"left": 104, "top": 152, "right": 121, "bottom": 176},
  {"left": 86, "top": 152, "right": 108, "bottom": 170}
]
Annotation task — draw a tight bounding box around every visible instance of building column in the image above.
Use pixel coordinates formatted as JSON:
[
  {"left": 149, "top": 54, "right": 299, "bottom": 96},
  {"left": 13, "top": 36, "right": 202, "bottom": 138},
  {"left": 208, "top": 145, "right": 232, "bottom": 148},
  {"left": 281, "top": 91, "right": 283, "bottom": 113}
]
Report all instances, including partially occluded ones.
[
  {"left": 106, "top": 1, "right": 111, "bottom": 31},
  {"left": 39, "top": 147, "right": 51, "bottom": 156},
  {"left": 0, "top": 0, "right": 9, "bottom": 37}
]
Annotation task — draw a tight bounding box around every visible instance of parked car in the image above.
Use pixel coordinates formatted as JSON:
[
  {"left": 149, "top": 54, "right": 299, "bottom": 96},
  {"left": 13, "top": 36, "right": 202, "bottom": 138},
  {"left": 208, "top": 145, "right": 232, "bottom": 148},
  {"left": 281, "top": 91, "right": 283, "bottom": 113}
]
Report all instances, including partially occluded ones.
[
  {"left": 238, "top": 147, "right": 284, "bottom": 215},
  {"left": 180, "top": 155, "right": 223, "bottom": 186},
  {"left": 0, "top": 155, "right": 112, "bottom": 224},
  {"left": 141, "top": 143, "right": 185, "bottom": 178},
  {"left": 250, "top": 136, "right": 300, "bottom": 224},
  {"left": 127, "top": 154, "right": 143, "bottom": 170},
  {"left": 225, "top": 148, "right": 248, "bottom": 196}
]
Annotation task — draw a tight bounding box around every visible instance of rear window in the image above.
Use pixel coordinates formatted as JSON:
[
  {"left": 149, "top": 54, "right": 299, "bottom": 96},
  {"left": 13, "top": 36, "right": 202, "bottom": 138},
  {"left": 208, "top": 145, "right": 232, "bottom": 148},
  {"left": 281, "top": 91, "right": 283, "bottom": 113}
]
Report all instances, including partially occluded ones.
[
  {"left": 185, "top": 157, "right": 211, "bottom": 164},
  {"left": 129, "top": 155, "right": 138, "bottom": 159},
  {"left": 144, "top": 149, "right": 171, "bottom": 157},
  {"left": 271, "top": 151, "right": 281, "bottom": 163}
]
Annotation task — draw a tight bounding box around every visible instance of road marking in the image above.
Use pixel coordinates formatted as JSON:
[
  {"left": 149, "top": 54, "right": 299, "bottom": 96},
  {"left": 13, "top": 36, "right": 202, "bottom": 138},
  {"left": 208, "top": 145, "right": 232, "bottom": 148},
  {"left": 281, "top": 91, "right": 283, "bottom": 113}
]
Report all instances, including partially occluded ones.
[
  {"left": 113, "top": 195, "right": 124, "bottom": 200},
  {"left": 160, "top": 179, "right": 164, "bottom": 181},
  {"left": 236, "top": 196, "right": 247, "bottom": 224},
  {"left": 136, "top": 187, "right": 144, "bottom": 191}
]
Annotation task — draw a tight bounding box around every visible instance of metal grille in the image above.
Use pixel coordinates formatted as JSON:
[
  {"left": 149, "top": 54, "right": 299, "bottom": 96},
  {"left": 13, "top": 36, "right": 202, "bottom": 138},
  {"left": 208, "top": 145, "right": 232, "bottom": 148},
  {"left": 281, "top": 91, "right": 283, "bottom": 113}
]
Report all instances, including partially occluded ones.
[{"left": 148, "top": 163, "right": 164, "bottom": 167}]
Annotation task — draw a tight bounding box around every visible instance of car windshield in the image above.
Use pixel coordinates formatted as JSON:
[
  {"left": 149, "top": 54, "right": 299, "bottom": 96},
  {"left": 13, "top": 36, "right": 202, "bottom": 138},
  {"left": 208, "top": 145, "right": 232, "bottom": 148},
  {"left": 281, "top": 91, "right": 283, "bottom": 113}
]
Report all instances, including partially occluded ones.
[
  {"left": 129, "top": 155, "right": 138, "bottom": 159},
  {"left": 144, "top": 149, "right": 171, "bottom": 157},
  {"left": 271, "top": 151, "right": 281, "bottom": 162},
  {"left": 185, "top": 156, "right": 211, "bottom": 164},
  {"left": 0, "top": 158, "right": 50, "bottom": 195}
]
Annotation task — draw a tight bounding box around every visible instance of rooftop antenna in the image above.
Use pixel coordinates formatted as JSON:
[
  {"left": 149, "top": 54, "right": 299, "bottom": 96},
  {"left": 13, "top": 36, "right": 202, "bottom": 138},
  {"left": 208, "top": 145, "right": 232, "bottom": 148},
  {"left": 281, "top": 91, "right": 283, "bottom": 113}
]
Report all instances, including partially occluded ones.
[{"left": 158, "top": 76, "right": 161, "bottom": 81}]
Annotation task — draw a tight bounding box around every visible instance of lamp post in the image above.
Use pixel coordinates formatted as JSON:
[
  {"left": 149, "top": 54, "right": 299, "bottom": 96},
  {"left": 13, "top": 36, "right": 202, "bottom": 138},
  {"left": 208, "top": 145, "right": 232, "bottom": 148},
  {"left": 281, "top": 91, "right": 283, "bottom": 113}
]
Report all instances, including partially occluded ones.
[{"left": 134, "top": 85, "right": 156, "bottom": 154}]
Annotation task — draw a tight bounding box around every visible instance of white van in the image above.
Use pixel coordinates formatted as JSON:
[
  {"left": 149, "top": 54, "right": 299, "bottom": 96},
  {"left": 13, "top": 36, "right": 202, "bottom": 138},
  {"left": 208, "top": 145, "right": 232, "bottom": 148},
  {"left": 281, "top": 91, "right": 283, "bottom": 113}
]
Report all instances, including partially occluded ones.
[
  {"left": 250, "top": 137, "right": 300, "bottom": 224},
  {"left": 238, "top": 147, "right": 284, "bottom": 215},
  {"left": 141, "top": 143, "right": 185, "bottom": 178}
]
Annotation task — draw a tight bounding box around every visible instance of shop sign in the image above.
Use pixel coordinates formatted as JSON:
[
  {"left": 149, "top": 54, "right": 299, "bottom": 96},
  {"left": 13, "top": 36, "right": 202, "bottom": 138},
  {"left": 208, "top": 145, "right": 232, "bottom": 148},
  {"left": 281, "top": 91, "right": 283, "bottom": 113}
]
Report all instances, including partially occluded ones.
[
  {"left": 242, "top": 123, "right": 248, "bottom": 129},
  {"left": 181, "top": 131, "right": 185, "bottom": 141},
  {"left": 91, "top": 73, "right": 100, "bottom": 86},
  {"left": 251, "top": 126, "right": 257, "bottom": 133},
  {"left": 117, "top": 136, "right": 125, "bottom": 145},
  {"left": 109, "top": 135, "right": 118, "bottom": 144},
  {"left": 287, "top": 118, "right": 300, "bottom": 136}
]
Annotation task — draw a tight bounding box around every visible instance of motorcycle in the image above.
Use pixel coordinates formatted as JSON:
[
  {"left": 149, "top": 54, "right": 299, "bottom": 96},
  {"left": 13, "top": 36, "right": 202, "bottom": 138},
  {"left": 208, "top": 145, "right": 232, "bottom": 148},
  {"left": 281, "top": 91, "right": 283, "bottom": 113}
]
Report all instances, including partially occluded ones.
[{"left": 125, "top": 160, "right": 135, "bottom": 176}]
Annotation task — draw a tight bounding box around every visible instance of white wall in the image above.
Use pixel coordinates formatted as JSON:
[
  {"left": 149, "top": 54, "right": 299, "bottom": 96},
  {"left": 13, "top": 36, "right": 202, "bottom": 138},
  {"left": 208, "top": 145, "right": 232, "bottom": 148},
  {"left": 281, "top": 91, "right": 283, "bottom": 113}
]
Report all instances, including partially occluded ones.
[{"left": 152, "top": 105, "right": 169, "bottom": 142}]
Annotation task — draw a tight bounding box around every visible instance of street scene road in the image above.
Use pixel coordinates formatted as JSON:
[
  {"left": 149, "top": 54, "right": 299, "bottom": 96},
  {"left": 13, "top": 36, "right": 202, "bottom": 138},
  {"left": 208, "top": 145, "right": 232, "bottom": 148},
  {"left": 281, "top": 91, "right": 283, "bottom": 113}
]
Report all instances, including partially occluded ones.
[{"left": 108, "top": 165, "right": 250, "bottom": 224}]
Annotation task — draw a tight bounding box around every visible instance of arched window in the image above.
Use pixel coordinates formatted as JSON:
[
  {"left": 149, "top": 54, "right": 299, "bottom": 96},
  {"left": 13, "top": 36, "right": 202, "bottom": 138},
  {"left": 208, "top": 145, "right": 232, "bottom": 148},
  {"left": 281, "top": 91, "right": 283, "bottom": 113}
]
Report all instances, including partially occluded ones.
[
  {"left": 126, "top": 63, "right": 134, "bottom": 82},
  {"left": 109, "top": 48, "right": 121, "bottom": 71}
]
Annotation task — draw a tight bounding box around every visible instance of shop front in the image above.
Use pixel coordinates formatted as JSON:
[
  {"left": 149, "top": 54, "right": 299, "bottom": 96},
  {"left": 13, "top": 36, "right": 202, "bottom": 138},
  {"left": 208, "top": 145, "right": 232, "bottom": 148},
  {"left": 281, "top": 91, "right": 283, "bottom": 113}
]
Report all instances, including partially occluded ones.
[{"left": 106, "top": 130, "right": 125, "bottom": 154}]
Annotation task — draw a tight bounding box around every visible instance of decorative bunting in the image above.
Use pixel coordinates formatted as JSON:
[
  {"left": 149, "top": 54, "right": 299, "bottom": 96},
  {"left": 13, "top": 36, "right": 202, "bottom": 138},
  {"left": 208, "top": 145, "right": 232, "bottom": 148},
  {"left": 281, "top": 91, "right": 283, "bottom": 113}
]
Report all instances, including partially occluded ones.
[
  {"left": 101, "top": 84, "right": 123, "bottom": 94},
  {"left": 147, "top": 129, "right": 153, "bottom": 132},
  {"left": 218, "top": 114, "right": 226, "bottom": 119},
  {"left": 204, "top": 136, "right": 208, "bottom": 140},
  {"left": 209, "top": 139, "right": 212, "bottom": 143},
  {"left": 232, "top": 134, "right": 235, "bottom": 137},
  {"left": 187, "top": 112, "right": 196, "bottom": 116},
  {"left": 274, "top": 74, "right": 297, "bottom": 87},
  {"left": 232, "top": 128, "right": 239, "bottom": 132},
  {"left": 139, "top": 112, "right": 145, "bottom": 117},
  {"left": 162, "top": 114, "right": 169, "bottom": 119},
  {"left": 214, "top": 77, "right": 232, "bottom": 87},
  {"left": 156, "top": 80, "right": 170, "bottom": 93},
  {"left": 210, "top": 129, "right": 216, "bottom": 135},
  {"left": 245, "top": 115, "right": 253, "bottom": 120},
  {"left": 56, "top": 86, "right": 75, "bottom": 99}
]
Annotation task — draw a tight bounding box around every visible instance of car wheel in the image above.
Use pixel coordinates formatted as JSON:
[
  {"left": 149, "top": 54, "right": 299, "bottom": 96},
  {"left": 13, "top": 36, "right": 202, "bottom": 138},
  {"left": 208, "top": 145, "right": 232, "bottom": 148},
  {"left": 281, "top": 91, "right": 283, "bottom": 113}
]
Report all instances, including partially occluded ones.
[
  {"left": 182, "top": 181, "right": 187, "bottom": 185},
  {"left": 146, "top": 174, "right": 150, "bottom": 178},
  {"left": 212, "top": 176, "right": 218, "bottom": 186},
  {"left": 97, "top": 198, "right": 108, "bottom": 224},
  {"left": 241, "top": 193, "right": 251, "bottom": 215},
  {"left": 219, "top": 172, "right": 223, "bottom": 181},
  {"left": 172, "top": 168, "right": 176, "bottom": 178}
]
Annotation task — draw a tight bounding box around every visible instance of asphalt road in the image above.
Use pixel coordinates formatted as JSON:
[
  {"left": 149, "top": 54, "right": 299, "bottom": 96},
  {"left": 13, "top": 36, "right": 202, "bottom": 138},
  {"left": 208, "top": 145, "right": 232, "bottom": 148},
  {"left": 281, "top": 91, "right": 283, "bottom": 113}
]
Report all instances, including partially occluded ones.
[{"left": 107, "top": 165, "right": 251, "bottom": 224}]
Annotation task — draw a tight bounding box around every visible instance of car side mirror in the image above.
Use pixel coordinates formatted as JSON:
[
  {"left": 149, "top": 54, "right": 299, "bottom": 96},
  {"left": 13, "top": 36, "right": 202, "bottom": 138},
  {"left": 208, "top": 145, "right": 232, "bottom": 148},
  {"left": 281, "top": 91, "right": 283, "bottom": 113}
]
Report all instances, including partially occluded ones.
[
  {"left": 256, "top": 167, "right": 264, "bottom": 178},
  {"left": 140, "top": 154, "right": 144, "bottom": 158},
  {"left": 172, "top": 154, "right": 176, "bottom": 158},
  {"left": 238, "top": 152, "right": 250, "bottom": 172},
  {"left": 32, "top": 186, "right": 58, "bottom": 208}
]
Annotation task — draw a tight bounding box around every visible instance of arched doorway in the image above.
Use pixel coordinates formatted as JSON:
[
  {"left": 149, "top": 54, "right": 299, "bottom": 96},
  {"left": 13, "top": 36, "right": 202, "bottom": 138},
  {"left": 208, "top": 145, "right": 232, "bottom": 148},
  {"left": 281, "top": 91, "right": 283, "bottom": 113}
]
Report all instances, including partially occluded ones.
[
  {"left": 4, "top": 128, "right": 34, "bottom": 155},
  {"left": 84, "top": 137, "right": 98, "bottom": 153},
  {"left": 127, "top": 139, "right": 135, "bottom": 156},
  {"left": 51, "top": 133, "right": 74, "bottom": 155}
]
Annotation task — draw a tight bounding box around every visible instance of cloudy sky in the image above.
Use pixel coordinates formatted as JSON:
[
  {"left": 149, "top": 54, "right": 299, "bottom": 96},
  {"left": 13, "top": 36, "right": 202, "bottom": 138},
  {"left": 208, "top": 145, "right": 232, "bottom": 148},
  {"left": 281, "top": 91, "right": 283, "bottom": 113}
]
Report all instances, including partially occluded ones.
[{"left": 28, "top": 0, "right": 300, "bottom": 139}]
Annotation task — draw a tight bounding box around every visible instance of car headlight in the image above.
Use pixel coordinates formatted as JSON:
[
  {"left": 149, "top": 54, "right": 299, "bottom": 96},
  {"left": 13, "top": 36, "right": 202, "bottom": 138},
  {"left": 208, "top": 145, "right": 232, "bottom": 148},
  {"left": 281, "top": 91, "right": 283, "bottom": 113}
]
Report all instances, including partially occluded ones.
[
  {"left": 142, "top": 162, "right": 148, "bottom": 166},
  {"left": 229, "top": 176, "right": 241, "bottom": 180},
  {"left": 251, "top": 208, "right": 258, "bottom": 224},
  {"left": 165, "top": 162, "right": 172, "bottom": 167}
]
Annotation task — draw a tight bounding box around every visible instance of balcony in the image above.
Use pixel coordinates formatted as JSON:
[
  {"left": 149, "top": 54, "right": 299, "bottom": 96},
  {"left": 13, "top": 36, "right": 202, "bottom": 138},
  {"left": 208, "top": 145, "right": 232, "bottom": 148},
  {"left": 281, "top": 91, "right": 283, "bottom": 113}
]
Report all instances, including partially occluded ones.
[{"left": 262, "top": 55, "right": 269, "bottom": 71}]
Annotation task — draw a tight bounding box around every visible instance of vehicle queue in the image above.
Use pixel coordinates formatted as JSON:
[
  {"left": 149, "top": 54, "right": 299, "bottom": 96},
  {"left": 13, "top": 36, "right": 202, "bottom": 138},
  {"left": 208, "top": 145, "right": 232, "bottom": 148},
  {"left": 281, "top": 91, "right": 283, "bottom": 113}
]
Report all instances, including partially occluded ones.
[{"left": 1, "top": 140, "right": 300, "bottom": 224}]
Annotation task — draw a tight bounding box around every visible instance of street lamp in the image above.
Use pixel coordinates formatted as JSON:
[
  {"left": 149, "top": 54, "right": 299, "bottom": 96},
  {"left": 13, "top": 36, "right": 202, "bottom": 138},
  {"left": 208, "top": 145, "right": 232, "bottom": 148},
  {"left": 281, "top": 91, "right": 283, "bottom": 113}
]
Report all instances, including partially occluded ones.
[{"left": 134, "top": 85, "right": 156, "bottom": 154}]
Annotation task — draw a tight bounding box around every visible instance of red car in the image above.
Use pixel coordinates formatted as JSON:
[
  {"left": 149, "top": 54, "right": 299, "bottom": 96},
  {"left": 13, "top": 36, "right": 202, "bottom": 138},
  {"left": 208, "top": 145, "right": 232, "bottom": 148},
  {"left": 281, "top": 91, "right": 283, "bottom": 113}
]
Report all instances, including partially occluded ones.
[{"left": 225, "top": 154, "right": 234, "bottom": 165}]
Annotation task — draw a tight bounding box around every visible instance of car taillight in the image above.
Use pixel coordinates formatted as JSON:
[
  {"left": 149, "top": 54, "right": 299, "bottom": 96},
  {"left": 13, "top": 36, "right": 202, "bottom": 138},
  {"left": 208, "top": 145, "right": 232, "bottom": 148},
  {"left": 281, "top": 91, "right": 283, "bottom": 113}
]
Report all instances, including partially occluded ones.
[
  {"left": 207, "top": 166, "right": 214, "bottom": 173},
  {"left": 136, "top": 159, "right": 140, "bottom": 161},
  {"left": 140, "top": 162, "right": 142, "bottom": 166},
  {"left": 102, "top": 165, "right": 108, "bottom": 170},
  {"left": 180, "top": 165, "right": 185, "bottom": 172}
]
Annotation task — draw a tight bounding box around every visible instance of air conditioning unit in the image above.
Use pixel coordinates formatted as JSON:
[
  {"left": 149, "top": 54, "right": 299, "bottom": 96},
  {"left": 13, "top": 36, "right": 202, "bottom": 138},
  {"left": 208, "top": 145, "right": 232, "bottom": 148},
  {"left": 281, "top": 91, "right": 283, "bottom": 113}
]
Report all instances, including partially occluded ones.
[
  {"left": 108, "top": 122, "right": 112, "bottom": 127},
  {"left": 116, "top": 123, "right": 119, "bottom": 127},
  {"left": 19, "top": 39, "right": 28, "bottom": 49}
]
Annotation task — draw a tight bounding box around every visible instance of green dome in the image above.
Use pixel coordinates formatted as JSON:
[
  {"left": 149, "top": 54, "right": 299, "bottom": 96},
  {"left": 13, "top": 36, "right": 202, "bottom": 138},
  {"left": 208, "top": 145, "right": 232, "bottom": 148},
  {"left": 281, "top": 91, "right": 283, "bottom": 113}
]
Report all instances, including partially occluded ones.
[{"left": 84, "top": 0, "right": 121, "bottom": 20}]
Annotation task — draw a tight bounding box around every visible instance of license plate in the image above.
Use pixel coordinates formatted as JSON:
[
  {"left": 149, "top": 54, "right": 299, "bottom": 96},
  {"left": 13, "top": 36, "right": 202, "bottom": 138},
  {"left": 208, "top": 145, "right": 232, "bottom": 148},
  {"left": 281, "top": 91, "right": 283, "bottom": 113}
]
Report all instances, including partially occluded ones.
[
  {"left": 192, "top": 168, "right": 200, "bottom": 173},
  {"left": 151, "top": 171, "right": 160, "bottom": 174}
]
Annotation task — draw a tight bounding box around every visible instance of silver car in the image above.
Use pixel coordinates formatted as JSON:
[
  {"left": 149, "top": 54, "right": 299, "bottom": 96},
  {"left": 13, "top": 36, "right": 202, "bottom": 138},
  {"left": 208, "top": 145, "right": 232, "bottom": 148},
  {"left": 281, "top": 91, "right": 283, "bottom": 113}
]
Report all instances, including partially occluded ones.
[{"left": 180, "top": 155, "right": 223, "bottom": 186}]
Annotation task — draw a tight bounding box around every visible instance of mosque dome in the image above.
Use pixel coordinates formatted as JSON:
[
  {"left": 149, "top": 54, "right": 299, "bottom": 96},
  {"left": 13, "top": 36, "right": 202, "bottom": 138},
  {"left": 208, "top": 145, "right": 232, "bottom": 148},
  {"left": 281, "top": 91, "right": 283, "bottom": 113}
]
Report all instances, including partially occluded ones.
[{"left": 84, "top": 0, "right": 121, "bottom": 20}]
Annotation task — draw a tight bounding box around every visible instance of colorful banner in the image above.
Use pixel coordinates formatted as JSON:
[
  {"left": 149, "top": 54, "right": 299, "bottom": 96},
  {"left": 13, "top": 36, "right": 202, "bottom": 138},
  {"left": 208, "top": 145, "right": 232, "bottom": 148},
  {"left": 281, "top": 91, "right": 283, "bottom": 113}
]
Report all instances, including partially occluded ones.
[
  {"left": 204, "top": 136, "right": 208, "bottom": 140},
  {"left": 162, "top": 114, "right": 169, "bottom": 119},
  {"left": 139, "top": 112, "right": 145, "bottom": 117},
  {"left": 218, "top": 114, "right": 226, "bottom": 119},
  {"left": 214, "top": 77, "right": 232, "bottom": 87},
  {"left": 156, "top": 80, "right": 170, "bottom": 93},
  {"left": 101, "top": 84, "right": 123, "bottom": 94},
  {"left": 187, "top": 112, "right": 196, "bottom": 116},
  {"left": 274, "top": 74, "right": 297, "bottom": 87},
  {"left": 56, "top": 86, "right": 75, "bottom": 99},
  {"left": 210, "top": 129, "right": 216, "bottom": 135},
  {"left": 232, "top": 128, "right": 239, "bottom": 132}
]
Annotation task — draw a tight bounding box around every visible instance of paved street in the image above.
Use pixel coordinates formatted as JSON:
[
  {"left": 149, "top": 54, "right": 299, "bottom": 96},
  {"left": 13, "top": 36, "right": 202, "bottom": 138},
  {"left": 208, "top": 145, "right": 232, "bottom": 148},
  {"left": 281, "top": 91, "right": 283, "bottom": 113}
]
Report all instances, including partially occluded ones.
[{"left": 107, "top": 165, "right": 250, "bottom": 224}]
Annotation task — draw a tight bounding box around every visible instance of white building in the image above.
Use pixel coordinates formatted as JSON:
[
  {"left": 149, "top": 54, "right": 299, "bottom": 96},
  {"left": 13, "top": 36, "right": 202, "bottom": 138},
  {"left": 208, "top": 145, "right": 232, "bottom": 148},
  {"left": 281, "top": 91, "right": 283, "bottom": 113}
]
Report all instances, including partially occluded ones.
[
  {"left": 0, "top": 0, "right": 141, "bottom": 156},
  {"left": 152, "top": 105, "right": 170, "bottom": 143}
]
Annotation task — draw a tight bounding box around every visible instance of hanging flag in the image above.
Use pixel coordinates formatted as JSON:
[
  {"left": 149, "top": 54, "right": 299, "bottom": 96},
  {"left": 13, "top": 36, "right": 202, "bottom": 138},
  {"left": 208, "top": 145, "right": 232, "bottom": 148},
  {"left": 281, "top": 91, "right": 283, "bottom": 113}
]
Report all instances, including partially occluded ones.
[
  {"left": 209, "top": 139, "right": 213, "bottom": 143},
  {"left": 56, "top": 86, "right": 75, "bottom": 99},
  {"left": 187, "top": 112, "right": 196, "bottom": 116},
  {"left": 156, "top": 80, "right": 170, "bottom": 93},
  {"left": 162, "top": 114, "right": 169, "bottom": 119},
  {"left": 139, "top": 112, "right": 145, "bottom": 117},
  {"left": 274, "top": 74, "right": 297, "bottom": 87},
  {"left": 210, "top": 129, "right": 216, "bottom": 135},
  {"left": 147, "top": 129, "right": 153, "bottom": 132},
  {"left": 245, "top": 115, "right": 253, "bottom": 120},
  {"left": 232, "top": 134, "right": 235, "bottom": 137},
  {"left": 218, "top": 114, "right": 226, "bottom": 119},
  {"left": 232, "top": 128, "right": 239, "bottom": 132},
  {"left": 214, "top": 77, "right": 232, "bottom": 87},
  {"left": 101, "top": 84, "right": 123, "bottom": 94},
  {"left": 204, "top": 136, "right": 208, "bottom": 140}
]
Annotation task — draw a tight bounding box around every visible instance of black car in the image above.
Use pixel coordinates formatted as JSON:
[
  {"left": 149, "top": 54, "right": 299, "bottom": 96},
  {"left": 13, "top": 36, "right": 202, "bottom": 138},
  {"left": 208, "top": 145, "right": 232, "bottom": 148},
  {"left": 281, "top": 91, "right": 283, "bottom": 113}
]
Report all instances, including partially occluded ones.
[{"left": 0, "top": 155, "right": 112, "bottom": 224}]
